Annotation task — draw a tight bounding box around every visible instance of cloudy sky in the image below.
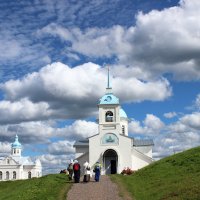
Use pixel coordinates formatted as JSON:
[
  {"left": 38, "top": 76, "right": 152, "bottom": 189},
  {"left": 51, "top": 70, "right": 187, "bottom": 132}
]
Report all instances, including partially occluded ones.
[{"left": 0, "top": 0, "right": 200, "bottom": 174}]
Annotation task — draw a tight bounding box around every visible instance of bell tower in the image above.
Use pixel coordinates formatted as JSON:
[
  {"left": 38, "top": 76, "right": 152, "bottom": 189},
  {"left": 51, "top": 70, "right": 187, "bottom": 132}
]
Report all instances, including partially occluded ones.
[
  {"left": 11, "top": 135, "right": 22, "bottom": 157},
  {"left": 98, "top": 67, "right": 121, "bottom": 136}
]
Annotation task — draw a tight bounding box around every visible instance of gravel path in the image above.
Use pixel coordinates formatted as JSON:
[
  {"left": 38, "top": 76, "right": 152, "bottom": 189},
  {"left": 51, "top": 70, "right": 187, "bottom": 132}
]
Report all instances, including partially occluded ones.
[{"left": 67, "top": 175, "right": 123, "bottom": 200}]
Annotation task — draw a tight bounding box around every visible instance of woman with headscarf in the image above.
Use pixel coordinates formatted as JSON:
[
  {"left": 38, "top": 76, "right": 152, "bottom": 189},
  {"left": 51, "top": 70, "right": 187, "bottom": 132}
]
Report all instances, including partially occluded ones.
[
  {"left": 93, "top": 161, "right": 101, "bottom": 182},
  {"left": 83, "top": 161, "right": 91, "bottom": 182}
]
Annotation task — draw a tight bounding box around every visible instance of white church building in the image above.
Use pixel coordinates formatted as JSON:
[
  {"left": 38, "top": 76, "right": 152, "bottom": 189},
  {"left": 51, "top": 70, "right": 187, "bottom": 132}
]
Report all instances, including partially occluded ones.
[
  {"left": 0, "top": 135, "right": 42, "bottom": 181},
  {"left": 74, "top": 69, "right": 154, "bottom": 174}
]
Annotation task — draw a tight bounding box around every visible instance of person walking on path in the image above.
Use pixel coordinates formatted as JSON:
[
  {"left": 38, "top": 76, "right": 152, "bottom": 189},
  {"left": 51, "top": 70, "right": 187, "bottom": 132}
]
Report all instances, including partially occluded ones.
[
  {"left": 67, "top": 160, "right": 74, "bottom": 181},
  {"left": 83, "top": 161, "right": 91, "bottom": 182},
  {"left": 93, "top": 161, "right": 101, "bottom": 182},
  {"left": 73, "top": 160, "right": 81, "bottom": 183}
]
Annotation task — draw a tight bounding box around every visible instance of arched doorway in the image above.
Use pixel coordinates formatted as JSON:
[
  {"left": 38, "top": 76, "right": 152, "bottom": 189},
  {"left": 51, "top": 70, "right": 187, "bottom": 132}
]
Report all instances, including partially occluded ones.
[
  {"left": 13, "top": 171, "right": 16, "bottom": 180},
  {"left": 103, "top": 149, "right": 118, "bottom": 174},
  {"left": 6, "top": 171, "right": 9, "bottom": 180},
  {"left": 28, "top": 171, "right": 31, "bottom": 179}
]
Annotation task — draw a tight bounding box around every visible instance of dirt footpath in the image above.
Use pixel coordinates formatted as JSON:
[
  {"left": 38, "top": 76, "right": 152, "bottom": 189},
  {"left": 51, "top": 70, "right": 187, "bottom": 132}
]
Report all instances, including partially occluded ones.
[{"left": 67, "top": 175, "right": 124, "bottom": 200}]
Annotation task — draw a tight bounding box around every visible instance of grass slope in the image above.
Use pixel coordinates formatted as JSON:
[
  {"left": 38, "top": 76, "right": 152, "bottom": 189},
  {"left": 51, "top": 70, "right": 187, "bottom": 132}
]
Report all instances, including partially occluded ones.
[
  {"left": 0, "top": 174, "right": 72, "bottom": 200},
  {"left": 111, "top": 146, "right": 200, "bottom": 200}
]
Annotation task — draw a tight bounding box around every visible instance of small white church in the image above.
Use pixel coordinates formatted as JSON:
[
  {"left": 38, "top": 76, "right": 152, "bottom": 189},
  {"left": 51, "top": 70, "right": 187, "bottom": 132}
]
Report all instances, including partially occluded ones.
[
  {"left": 0, "top": 135, "right": 42, "bottom": 181},
  {"left": 74, "top": 68, "right": 154, "bottom": 174}
]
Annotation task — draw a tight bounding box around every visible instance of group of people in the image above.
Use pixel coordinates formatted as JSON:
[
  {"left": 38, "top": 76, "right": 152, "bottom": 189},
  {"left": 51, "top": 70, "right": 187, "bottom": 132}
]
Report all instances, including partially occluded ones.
[{"left": 67, "top": 160, "right": 101, "bottom": 183}]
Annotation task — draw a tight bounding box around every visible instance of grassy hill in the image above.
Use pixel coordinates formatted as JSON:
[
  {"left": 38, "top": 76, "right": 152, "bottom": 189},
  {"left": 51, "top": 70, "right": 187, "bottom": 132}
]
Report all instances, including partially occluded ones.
[
  {"left": 0, "top": 174, "right": 72, "bottom": 200},
  {"left": 111, "top": 146, "right": 200, "bottom": 200}
]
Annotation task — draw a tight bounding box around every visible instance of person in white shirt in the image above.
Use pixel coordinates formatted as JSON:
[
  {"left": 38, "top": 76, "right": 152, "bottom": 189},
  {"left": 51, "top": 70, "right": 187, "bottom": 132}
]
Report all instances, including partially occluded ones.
[{"left": 83, "top": 161, "right": 91, "bottom": 182}]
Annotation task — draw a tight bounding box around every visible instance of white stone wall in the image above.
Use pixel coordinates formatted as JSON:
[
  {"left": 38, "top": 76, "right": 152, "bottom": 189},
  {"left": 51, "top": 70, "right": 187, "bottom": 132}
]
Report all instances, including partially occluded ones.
[
  {"left": 131, "top": 148, "right": 153, "bottom": 170},
  {"left": 120, "top": 119, "right": 128, "bottom": 136},
  {"left": 75, "top": 146, "right": 89, "bottom": 159},
  {"left": 131, "top": 155, "right": 150, "bottom": 170},
  {"left": 0, "top": 167, "right": 21, "bottom": 181},
  {"left": 91, "top": 103, "right": 144, "bottom": 174},
  {"left": 89, "top": 134, "right": 133, "bottom": 174},
  {"left": 0, "top": 157, "right": 42, "bottom": 181},
  {"left": 23, "top": 165, "right": 42, "bottom": 179},
  {"left": 134, "top": 146, "right": 152, "bottom": 157}
]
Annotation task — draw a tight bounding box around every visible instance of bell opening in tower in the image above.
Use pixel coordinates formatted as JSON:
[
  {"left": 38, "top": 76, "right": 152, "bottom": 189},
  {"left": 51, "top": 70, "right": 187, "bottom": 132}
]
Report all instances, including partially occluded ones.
[{"left": 105, "top": 111, "right": 113, "bottom": 122}]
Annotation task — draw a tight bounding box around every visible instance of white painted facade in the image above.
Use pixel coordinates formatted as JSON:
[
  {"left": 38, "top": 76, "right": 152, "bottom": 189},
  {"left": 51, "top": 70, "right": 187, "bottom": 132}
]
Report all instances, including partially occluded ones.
[
  {"left": 74, "top": 70, "right": 154, "bottom": 174},
  {"left": 0, "top": 135, "right": 42, "bottom": 181}
]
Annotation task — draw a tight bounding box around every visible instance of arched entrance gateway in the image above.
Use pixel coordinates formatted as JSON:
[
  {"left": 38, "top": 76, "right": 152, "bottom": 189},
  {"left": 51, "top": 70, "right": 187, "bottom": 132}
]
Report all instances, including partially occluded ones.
[{"left": 103, "top": 149, "right": 118, "bottom": 174}]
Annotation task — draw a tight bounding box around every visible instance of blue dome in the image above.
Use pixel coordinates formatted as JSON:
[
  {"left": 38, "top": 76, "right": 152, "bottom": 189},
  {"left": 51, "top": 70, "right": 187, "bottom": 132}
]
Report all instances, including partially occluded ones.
[
  {"left": 120, "top": 108, "right": 128, "bottom": 118},
  {"left": 99, "top": 94, "right": 119, "bottom": 104},
  {"left": 12, "top": 135, "right": 22, "bottom": 149}
]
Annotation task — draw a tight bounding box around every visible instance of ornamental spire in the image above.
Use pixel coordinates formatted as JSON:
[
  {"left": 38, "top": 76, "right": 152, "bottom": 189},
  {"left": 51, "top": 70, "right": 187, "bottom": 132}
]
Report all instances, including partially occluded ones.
[
  {"left": 107, "top": 65, "right": 111, "bottom": 89},
  {"left": 15, "top": 134, "right": 19, "bottom": 142},
  {"left": 106, "top": 65, "right": 112, "bottom": 94}
]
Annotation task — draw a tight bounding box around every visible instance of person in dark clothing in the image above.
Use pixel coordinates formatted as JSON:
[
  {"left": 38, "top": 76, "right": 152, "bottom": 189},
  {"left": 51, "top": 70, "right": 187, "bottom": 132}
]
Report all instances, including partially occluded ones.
[
  {"left": 73, "top": 160, "right": 81, "bottom": 183},
  {"left": 93, "top": 161, "right": 101, "bottom": 182}
]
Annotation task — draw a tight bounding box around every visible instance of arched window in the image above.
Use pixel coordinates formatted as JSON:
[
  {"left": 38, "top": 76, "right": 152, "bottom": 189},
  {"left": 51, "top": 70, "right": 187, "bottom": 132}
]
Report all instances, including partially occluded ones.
[
  {"left": 28, "top": 171, "right": 31, "bottom": 179},
  {"left": 14, "top": 149, "right": 16, "bottom": 154},
  {"left": 13, "top": 171, "right": 16, "bottom": 179},
  {"left": 122, "top": 125, "right": 125, "bottom": 135},
  {"left": 6, "top": 171, "right": 9, "bottom": 180},
  {"left": 0, "top": 171, "right": 2, "bottom": 180},
  {"left": 105, "top": 111, "right": 113, "bottom": 122},
  {"left": 7, "top": 159, "right": 10, "bottom": 164}
]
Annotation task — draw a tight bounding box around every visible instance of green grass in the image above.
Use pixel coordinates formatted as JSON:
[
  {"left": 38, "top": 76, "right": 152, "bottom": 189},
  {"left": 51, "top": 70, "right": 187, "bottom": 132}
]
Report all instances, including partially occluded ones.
[
  {"left": 111, "top": 146, "right": 200, "bottom": 200},
  {"left": 0, "top": 174, "right": 72, "bottom": 200}
]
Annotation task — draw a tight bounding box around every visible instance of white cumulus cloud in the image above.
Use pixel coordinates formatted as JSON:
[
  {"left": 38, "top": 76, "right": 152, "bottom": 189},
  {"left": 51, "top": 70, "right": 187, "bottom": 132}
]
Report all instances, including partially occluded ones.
[
  {"left": 47, "top": 140, "right": 75, "bottom": 155},
  {"left": 57, "top": 120, "right": 98, "bottom": 141},
  {"left": 180, "top": 112, "right": 200, "bottom": 129},
  {"left": 0, "top": 62, "right": 172, "bottom": 124},
  {"left": 37, "top": 0, "right": 200, "bottom": 81},
  {"left": 164, "top": 112, "right": 177, "bottom": 119},
  {"left": 129, "top": 114, "right": 165, "bottom": 136},
  {"left": 0, "top": 142, "right": 11, "bottom": 155},
  {"left": 0, "top": 99, "right": 51, "bottom": 124}
]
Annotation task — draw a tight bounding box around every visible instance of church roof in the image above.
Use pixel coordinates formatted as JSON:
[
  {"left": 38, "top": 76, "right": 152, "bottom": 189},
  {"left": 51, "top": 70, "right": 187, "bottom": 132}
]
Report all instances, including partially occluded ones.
[
  {"left": 133, "top": 139, "right": 154, "bottom": 146},
  {"left": 12, "top": 135, "right": 22, "bottom": 149},
  {"left": 120, "top": 108, "right": 128, "bottom": 118},
  {"left": 73, "top": 139, "right": 89, "bottom": 147},
  {"left": 11, "top": 156, "right": 35, "bottom": 165},
  {"left": 99, "top": 93, "right": 119, "bottom": 105}
]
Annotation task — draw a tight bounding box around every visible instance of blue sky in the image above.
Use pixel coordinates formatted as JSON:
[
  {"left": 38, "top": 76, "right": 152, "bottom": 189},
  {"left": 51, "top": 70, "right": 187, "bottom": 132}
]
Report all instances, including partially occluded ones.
[{"left": 0, "top": 0, "right": 200, "bottom": 174}]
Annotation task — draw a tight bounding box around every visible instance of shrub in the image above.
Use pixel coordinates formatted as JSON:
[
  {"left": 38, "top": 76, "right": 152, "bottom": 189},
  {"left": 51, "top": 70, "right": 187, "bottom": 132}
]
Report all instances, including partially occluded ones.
[{"left": 121, "top": 167, "right": 134, "bottom": 175}]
